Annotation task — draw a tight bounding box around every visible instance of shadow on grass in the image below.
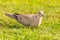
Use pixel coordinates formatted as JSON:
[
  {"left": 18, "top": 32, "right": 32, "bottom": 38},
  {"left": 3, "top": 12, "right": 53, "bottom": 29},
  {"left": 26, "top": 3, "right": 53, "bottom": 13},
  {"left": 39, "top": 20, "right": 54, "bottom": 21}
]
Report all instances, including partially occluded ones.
[
  {"left": 0, "top": 19, "right": 40, "bottom": 31},
  {"left": 6, "top": 24, "right": 39, "bottom": 30}
]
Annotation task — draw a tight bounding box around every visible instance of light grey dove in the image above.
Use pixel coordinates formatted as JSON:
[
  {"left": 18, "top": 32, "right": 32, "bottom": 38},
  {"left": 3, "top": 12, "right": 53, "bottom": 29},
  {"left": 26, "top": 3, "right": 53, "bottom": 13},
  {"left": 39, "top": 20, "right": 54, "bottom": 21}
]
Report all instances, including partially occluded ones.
[{"left": 5, "top": 11, "right": 45, "bottom": 27}]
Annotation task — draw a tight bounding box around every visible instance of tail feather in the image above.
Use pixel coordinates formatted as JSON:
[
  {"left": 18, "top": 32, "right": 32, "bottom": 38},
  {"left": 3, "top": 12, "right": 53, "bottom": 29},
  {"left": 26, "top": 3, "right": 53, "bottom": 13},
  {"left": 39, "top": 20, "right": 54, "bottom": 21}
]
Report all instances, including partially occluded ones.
[{"left": 5, "top": 13, "right": 15, "bottom": 19}]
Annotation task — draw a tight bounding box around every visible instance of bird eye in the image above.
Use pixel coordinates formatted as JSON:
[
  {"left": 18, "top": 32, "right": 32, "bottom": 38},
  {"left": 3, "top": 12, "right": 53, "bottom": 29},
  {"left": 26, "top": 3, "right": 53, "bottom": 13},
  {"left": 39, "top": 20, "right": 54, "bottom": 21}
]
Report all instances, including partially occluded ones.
[{"left": 38, "top": 12, "right": 41, "bottom": 14}]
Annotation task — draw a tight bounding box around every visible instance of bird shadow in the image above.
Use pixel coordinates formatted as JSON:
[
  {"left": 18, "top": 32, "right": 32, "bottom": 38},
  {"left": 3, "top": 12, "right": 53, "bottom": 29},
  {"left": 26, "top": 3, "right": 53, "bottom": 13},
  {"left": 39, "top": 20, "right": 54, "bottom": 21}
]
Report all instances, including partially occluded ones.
[
  {"left": 0, "top": 19, "right": 39, "bottom": 31},
  {"left": 6, "top": 25, "right": 38, "bottom": 30}
]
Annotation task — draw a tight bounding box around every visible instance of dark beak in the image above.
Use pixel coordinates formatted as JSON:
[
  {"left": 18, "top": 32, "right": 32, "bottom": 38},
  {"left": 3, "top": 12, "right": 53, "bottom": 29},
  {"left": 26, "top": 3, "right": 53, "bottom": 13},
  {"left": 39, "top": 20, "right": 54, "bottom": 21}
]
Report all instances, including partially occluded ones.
[{"left": 42, "top": 14, "right": 46, "bottom": 18}]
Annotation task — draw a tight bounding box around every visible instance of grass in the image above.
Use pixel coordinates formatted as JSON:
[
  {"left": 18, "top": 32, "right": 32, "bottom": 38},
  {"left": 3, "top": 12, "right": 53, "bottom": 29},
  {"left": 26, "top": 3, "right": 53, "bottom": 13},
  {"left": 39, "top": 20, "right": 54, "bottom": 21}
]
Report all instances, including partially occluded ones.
[{"left": 0, "top": 0, "right": 60, "bottom": 40}]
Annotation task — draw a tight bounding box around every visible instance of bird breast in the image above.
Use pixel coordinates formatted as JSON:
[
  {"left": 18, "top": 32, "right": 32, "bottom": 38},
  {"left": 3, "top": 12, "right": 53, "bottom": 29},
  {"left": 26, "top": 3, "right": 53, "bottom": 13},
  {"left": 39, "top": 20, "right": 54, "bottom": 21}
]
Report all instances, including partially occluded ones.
[{"left": 38, "top": 17, "right": 42, "bottom": 26}]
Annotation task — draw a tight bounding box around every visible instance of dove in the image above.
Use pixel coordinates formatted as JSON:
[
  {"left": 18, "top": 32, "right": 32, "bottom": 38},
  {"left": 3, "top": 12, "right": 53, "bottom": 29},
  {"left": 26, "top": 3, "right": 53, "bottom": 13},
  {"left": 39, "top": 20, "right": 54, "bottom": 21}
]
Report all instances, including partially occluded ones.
[{"left": 5, "top": 11, "right": 45, "bottom": 27}]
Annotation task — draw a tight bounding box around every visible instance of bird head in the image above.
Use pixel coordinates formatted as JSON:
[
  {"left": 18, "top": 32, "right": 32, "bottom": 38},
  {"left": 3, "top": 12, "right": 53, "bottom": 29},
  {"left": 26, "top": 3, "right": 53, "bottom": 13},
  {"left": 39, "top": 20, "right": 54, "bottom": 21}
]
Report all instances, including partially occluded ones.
[{"left": 37, "top": 10, "right": 45, "bottom": 17}]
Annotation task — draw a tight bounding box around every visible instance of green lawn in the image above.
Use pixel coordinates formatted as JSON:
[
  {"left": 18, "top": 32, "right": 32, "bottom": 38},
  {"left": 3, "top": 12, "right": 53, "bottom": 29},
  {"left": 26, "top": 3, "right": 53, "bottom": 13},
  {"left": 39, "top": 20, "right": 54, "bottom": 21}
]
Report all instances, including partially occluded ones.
[{"left": 0, "top": 0, "right": 60, "bottom": 40}]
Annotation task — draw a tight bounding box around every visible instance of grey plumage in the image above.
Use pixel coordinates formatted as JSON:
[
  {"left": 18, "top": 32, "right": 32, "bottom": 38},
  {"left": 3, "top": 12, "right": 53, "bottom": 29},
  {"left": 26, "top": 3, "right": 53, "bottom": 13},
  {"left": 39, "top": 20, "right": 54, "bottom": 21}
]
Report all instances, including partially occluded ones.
[{"left": 5, "top": 11, "right": 44, "bottom": 27}]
